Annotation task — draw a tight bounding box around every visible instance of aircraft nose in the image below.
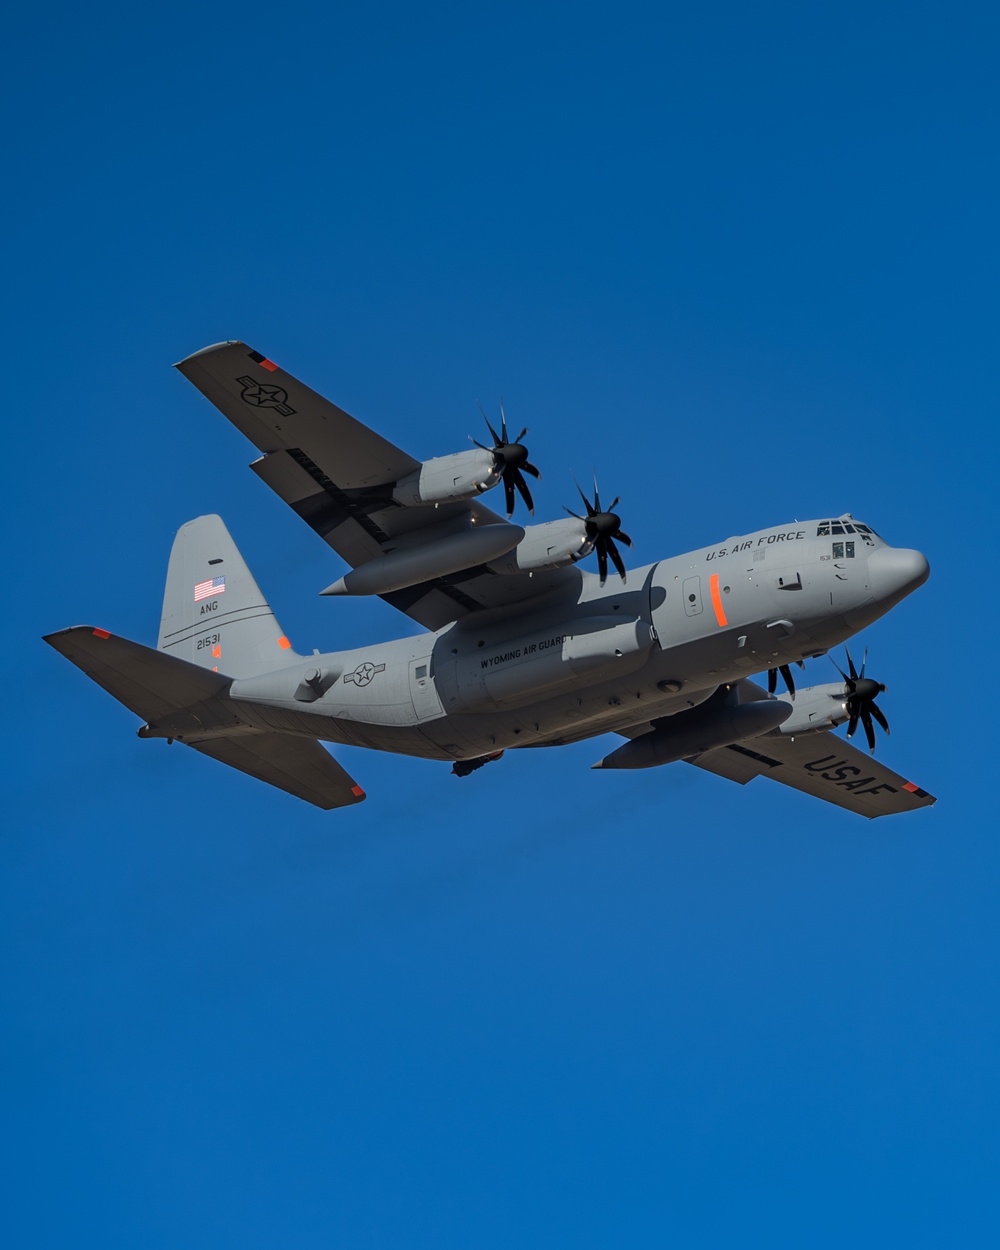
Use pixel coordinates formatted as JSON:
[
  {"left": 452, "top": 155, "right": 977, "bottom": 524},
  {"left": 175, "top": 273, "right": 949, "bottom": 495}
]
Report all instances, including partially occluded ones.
[{"left": 868, "top": 546, "right": 930, "bottom": 606}]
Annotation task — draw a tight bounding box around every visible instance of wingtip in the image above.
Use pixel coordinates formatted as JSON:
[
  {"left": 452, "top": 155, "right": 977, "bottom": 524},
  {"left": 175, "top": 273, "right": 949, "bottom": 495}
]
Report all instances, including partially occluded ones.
[{"left": 173, "top": 340, "right": 245, "bottom": 369}]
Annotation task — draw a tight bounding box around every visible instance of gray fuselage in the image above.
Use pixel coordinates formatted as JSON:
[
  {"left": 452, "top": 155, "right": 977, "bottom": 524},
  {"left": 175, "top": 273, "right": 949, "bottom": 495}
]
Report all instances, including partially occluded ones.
[{"left": 226, "top": 516, "right": 928, "bottom": 763}]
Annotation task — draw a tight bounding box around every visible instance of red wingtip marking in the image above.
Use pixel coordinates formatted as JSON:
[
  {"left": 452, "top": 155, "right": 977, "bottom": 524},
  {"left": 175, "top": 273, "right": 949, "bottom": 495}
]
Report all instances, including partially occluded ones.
[
  {"left": 260, "top": 358, "right": 279, "bottom": 372},
  {"left": 902, "top": 781, "right": 919, "bottom": 793},
  {"left": 92, "top": 628, "right": 111, "bottom": 639},
  {"left": 351, "top": 785, "right": 365, "bottom": 798},
  {"left": 278, "top": 636, "right": 292, "bottom": 650}
]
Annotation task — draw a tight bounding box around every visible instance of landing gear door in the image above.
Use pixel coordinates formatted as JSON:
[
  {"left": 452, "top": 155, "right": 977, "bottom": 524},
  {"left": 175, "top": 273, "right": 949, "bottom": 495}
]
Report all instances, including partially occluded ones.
[{"left": 409, "top": 657, "right": 444, "bottom": 721}]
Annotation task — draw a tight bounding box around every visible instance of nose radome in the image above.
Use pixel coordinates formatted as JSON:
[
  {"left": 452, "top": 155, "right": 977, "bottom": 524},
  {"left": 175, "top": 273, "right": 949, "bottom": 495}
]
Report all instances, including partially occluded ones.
[{"left": 868, "top": 547, "right": 930, "bottom": 605}]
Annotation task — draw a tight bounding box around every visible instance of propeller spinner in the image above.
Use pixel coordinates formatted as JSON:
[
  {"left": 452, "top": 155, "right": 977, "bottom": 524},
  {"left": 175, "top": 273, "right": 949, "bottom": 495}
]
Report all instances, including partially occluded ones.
[
  {"left": 473, "top": 404, "right": 541, "bottom": 517},
  {"left": 567, "top": 477, "right": 633, "bottom": 585},
  {"left": 833, "top": 647, "right": 889, "bottom": 754}
]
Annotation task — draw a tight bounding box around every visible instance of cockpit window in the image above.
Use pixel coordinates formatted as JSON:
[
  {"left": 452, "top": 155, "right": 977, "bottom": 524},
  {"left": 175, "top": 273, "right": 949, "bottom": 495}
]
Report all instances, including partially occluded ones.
[{"left": 817, "top": 519, "right": 882, "bottom": 541}]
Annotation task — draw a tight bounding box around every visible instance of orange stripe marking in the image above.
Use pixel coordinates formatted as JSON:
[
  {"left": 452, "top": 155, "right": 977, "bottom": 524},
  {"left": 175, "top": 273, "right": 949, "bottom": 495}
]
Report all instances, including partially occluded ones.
[
  {"left": 92, "top": 627, "right": 110, "bottom": 639},
  {"left": 351, "top": 785, "right": 365, "bottom": 798},
  {"left": 278, "top": 636, "right": 292, "bottom": 650},
  {"left": 260, "top": 359, "right": 279, "bottom": 372},
  {"left": 902, "top": 782, "right": 919, "bottom": 793},
  {"left": 709, "top": 574, "right": 728, "bottom": 627}
]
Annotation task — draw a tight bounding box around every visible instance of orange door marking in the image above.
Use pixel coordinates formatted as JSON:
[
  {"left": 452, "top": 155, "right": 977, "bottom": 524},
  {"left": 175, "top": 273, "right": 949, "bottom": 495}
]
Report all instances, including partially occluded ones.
[{"left": 709, "top": 574, "right": 728, "bottom": 627}]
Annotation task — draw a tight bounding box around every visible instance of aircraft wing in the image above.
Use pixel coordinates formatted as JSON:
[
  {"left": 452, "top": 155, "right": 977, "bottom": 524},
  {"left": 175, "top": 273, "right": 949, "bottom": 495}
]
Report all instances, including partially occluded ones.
[
  {"left": 687, "top": 732, "right": 936, "bottom": 820},
  {"left": 176, "top": 342, "right": 576, "bottom": 630},
  {"left": 614, "top": 675, "right": 935, "bottom": 819}
]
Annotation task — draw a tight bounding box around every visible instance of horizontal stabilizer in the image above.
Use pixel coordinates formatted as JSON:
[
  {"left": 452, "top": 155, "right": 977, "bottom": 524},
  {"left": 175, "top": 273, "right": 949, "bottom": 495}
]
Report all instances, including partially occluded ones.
[
  {"left": 189, "top": 734, "right": 365, "bottom": 810},
  {"left": 44, "top": 626, "right": 232, "bottom": 724},
  {"left": 44, "top": 626, "right": 366, "bottom": 810}
]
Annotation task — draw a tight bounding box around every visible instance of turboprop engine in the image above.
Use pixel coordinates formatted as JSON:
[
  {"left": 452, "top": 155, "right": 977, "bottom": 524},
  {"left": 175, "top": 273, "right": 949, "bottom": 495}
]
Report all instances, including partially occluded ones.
[
  {"left": 771, "top": 682, "right": 852, "bottom": 737},
  {"left": 486, "top": 517, "right": 593, "bottom": 574},
  {"left": 593, "top": 687, "right": 793, "bottom": 769},
  {"left": 391, "top": 408, "right": 541, "bottom": 514},
  {"left": 392, "top": 448, "right": 502, "bottom": 507}
]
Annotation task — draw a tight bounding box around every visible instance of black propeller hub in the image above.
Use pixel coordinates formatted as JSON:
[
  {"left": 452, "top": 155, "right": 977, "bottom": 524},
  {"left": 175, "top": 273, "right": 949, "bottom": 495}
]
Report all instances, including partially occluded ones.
[
  {"left": 472, "top": 404, "right": 541, "bottom": 517},
  {"left": 851, "top": 677, "right": 885, "bottom": 703},
  {"left": 587, "top": 511, "right": 622, "bottom": 539},
  {"left": 496, "top": 441, "right": 529, "bottom": 470},
  {"left": 566, "top": 480, "right": 633, "bottom": 585},
  {"left": 833, "top": 647, "right": 890, "bottom": 755}
]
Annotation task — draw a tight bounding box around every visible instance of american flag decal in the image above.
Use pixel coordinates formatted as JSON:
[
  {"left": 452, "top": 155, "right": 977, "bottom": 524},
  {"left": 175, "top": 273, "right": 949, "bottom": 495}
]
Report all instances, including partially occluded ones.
[{"left": 194, "top": 576, "right": 226, "bottom": 602}]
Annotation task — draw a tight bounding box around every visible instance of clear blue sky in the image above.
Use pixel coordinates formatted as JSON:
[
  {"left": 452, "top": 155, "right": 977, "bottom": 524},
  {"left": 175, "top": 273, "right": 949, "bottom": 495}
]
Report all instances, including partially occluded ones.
[{"left": 3, "top": 2, "right": 998, "bottom": 1245}]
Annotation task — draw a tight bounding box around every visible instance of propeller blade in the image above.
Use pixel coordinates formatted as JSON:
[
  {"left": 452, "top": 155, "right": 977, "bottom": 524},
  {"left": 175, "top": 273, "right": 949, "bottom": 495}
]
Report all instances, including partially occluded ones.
[
  {"left": 521, "top": 460, "right": 541, "bottom": 479},
  {"left": 596, "top": 545, "right": 609, "bottom": 585},
  {"left": 861, "top": 706, "right": 876, "bottom": 753},
  {"left": 515, "top": 426, "right": 528, "bottom": 443},
  {"left": 575, "top": 480, "right": 596, "bottom": 516},
  {"left": 768, "top": 669, "right": 778, "bottom": 694},
  {"left": 845, "top": 647, "right": 858, "bottom": 681},
  {"left": 780, "top": 664, "right": 796, "bottom": 698},
  {"left": 847, "top": 708, "right": 860, "bottom": 739},
  {"left": 615, "top": 529, "right": 634, "bottom": 549},
  {"left": 503, "top": 476, "right": 515, "bottom": 517},
  {"left": 869, "top": 701, "right": 890, "bottom": 736},
  {"left": 606, "top": 538, "right": 627, "bottom": 582},
  {"left": 511, "top": 468, "right": 535, "bottom": 515}
]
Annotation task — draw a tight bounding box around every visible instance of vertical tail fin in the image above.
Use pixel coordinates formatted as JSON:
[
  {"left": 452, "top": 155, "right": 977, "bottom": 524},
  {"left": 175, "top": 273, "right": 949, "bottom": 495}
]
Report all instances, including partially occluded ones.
[{"left": 158, "top": 515, "right": 302, "bottom": 677}]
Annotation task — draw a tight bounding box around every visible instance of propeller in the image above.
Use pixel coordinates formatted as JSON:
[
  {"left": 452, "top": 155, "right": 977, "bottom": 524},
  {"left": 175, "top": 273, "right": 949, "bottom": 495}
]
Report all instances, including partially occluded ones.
[
  {"left": 473, "top": 403, "right": 541, "bottom": 517},
  {"left": 767, "top": 660, "right": 806, "bottom": 699},
  {"left": 832, "top": 646, "right": 889, "bottom": 754},
  {"left": 566, "top": 476, "right": 633, "bottom": 584}
]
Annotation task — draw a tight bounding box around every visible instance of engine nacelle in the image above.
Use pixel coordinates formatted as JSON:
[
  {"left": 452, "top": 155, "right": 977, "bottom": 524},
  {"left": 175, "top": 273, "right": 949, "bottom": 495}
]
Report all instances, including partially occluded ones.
[
  {"left": 771, "top": 682, "right": 850, "bottom": 736},
  {"left": 486, "top": 517, "right": 593, "bottom": 575},
  {"left": 392, "top": 449, "right": 500, "bottom": 507}
]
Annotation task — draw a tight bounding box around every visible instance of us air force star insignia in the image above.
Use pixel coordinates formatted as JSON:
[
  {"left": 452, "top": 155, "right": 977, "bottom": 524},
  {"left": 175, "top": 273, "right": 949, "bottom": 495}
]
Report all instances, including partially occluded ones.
[
  {"left": 235, "top": 375, "right": 297, "bottom": 417},
  {"left": 344, "top": 661, "right": 386, "bottom": 687}
]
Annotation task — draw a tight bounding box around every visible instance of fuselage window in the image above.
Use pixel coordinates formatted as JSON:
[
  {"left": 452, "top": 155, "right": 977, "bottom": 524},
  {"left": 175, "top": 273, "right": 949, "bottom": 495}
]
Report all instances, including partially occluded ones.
[
  {"left": 832, "top": 541, "right": 856, "bottom": 559},
  {"left": 817, "top": 523, "right": 831, "bottom": 536},
  {"left": 846, "top": 541, "right": 855, "bottom": 557}
]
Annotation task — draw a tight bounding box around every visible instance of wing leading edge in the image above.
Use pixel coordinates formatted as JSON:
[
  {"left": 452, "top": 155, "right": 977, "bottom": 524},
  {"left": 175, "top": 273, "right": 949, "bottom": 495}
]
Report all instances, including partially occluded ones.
[{"left": 176, "top": 342, "right": 577, "bottom": 629}]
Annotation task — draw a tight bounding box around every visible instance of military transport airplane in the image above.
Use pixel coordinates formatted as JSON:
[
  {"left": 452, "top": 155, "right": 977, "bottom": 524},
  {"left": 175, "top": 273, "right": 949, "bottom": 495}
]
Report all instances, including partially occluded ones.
[{"left": 45, "top": 342, "right": 934, "bottom": 817}]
